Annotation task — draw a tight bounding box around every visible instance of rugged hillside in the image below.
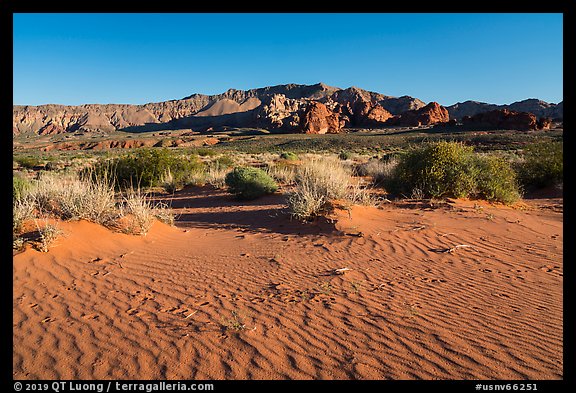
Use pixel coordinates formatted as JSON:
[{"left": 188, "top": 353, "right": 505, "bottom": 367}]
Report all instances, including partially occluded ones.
[
  {"left": 12, "top": 83, "right": 428, "bottom": 135},
  {"left": 13, "top": 83, "right": 561, "bottom": 136},
  {"left": 447, "top": 99, "right": 563, "bottom": 121}
]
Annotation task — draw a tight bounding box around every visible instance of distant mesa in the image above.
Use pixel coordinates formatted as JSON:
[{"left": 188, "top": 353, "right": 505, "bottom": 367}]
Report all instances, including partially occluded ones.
[
  {"left": 13, "top": 83, "right": 563, "bottom": 136},
  {"left": 462, "top": 109, "right": 552, "bottom": 131},
  {"left": 446, "top": 99, "right": 563, "bottom": 122}
]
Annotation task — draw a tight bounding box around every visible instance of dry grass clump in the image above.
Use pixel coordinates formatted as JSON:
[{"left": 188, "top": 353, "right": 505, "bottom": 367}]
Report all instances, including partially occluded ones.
[
  {"left": 12, "top": 171, "right": 175, "bottom": 247},
  {"left": 355, "top": 156, "right": 399, "bottom": 186},
  {"left": 288, "top": 157, "right": 353, "bottom": 220},
  {"left": 267, "top": 163, "right": 297, "bottom": 185},
  {"left": 34, "top": 219, "right": 63, "bottom": 253},
  {"left": 152, "top": 202, "right": 176, "bottom": 226},
  {"left": 13, "top": 195, "right": 35, "bottom": 234},
  {"left": 30, "top": 172, "right": 117, "bottom": 225},
  {"left": 121, "top": 189, "right": 156, "bottom": 235},
  {"left": 205, "top": 162, "right": 231, "bottom": 189}
]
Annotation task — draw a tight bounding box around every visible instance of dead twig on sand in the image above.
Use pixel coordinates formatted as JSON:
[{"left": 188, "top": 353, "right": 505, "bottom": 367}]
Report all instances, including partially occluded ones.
[
  {"left": 334, "top": 267, "right": 351, "bottom": 274},
  {"left": 430, "top": 244, "right": 478, "bottom": 254}
]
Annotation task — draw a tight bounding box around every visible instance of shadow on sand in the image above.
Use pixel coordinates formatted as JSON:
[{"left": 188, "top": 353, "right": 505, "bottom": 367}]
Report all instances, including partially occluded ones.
[{"left": 149, "top": 185, "right": 337, "bottom": 236}]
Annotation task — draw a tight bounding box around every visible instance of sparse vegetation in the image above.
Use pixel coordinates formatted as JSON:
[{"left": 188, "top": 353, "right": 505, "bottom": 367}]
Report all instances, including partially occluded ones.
[
  {"left": 287, "top": 157, "right": 351, "bottom": 220},
  {"left": 13, "top": 175, "right": 32, "bottom": 201},
  {"left": 280, "top": 151, "right": 299, "bottom": 161},
  {"left": 517, "top": 141, "right": 563, "bottom": 189},
  {"left": 355, "top": 157, "right": 399, "bottom": 186},
  {"left": 34, "top": 219, "right": 63, "bottom": 252},
  {"left": 221, "top": 311, "right": 247, "bottom": 331},
  {"left": 14, "top": 156, "right": 44, "bottom": 169},
  {"left": 383, "top": 141, "right": 521, "bottom": 204},
  {"left": 88, "top": 148, "right": 204, "bottom": 190},
  {"left": 13, "top": 196, "right": 35, "bottom": 235},
  {"left": 11, "top": 170, "right": 175, "bottom": 246},
  {"left": 31, "top": 172, "right": 117, "bottom": 224},
  {"left": 205, "top": 162, "right": 231, "bottom": 189},
  {"left": 225, "top": 167, "right": 278, "bottom": 200},
  {"left": 121, "top": 188, "right": 156, "bottom": 235},
  {"left": 267, "top": 162, "right": 297, "bottom": 185},
  {"left": 338, "top": 151, "right": 352, "bottom": 160}
]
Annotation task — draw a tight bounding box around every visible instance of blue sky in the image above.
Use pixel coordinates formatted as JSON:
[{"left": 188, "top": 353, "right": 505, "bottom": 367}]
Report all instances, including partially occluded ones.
[{"left": 13, "top": 13, "right": 563, "bottom": 106}]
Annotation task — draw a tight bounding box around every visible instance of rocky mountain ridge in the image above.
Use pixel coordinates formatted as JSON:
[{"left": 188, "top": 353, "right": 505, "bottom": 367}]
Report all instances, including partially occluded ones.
[{"left": 13, "top": 83, "right": 562, "bottom": 136}]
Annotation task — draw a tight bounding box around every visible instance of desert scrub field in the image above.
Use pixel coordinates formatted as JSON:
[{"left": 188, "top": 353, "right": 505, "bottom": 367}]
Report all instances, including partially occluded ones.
[
  {"left": 13, "top": 133, "right": 562, "bottom": 249},
  {"left": 12, "top": 170, "right": 175, "bottom": 252}
]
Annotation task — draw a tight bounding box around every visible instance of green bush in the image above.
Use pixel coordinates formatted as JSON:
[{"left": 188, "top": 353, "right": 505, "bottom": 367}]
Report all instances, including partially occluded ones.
[
  {"left": 474, "top": 155, "right": 521, "bottom": 204},
  {"left": 518, "top": 141, "right": 563, "bottom": 188},
  {"left": 212, "top": 155, "right": 235, "bottom": 168},
  {"left": 14, "top": 156, "right": 44, "bottom": 169},
  {"left": 225, "top": 167, "right": 278, "bottom": 200},
  {"left": 338, "top": 151, "right": 352, "bottom": 160},
  {"left": 280, "top": 152, "right": 299, "bottom": 161},
  {"left": 384, "top": 141, "right": 520, "bottom": 204},
  {"left": 13, "top": 175, "right": 32, "bottom": 201},
  {"left": 195, "top": 148, "right": 218, "bottom": 157},
  {"left": 385, "top": 141, "right": 477, "bottom": 198},
  {"left": 88, "top": 148, "right": 204, "bottom": 189}
]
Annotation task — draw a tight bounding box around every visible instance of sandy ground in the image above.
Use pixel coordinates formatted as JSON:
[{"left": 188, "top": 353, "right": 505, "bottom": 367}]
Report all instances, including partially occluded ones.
[{"left": 13, "top": 187, "right": 563, "bottom": 379}]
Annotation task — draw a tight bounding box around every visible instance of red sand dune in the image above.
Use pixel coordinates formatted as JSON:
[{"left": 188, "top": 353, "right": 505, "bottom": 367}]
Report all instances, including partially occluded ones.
[{"left": 13, "top": 188, "right": 563, "bottom": 379}]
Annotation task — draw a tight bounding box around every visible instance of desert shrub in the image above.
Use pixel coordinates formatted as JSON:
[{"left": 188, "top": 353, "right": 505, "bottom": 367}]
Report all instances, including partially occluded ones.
[
  {"left": 287, "top": 157, "right": 351, "bottom": 220},
  {"left": 280, "top": 152, "right": 299, "bottom": 161},
  {"left": 152, "top": 202, "right": 175, "bottom": 226},
  {"left": 161, "top": 168, "right": 178, "bottom": 193},
  {"left": 13, "top": 197, "right": 35, "bottom": 235},
  {"left": 121, "top": 188, "right": 156, "bottom": 235},
  {"left": 225, "top": 167, "right": 278, "bottom": 200},
  {"left": 13, "top": 175, "right": 32, "bottom": 201},
  {"left": 45, "top": 161, "right": 65, "bottom": 171},
  {"left": 34, "top": 219, "right": 63, "bottom": 252},
  {"left": 267, "top": 162, "right": 297, "bottom": 185},
  {"left": 31, "top": 172, "right": 117, "bottom": 224},
  {"left": 14, "top": 156, "right": 44, "bottom": 169},
  {"left": 338, "top": 151, "right": 352, "bottom": 160},
  {"left": 384, "top": 141, "right": 478, "bottom": 199},
  {"left": 354, "top": 157, "right": 399, "bottom": 186},
  {"left": 212, "top": 155, "right": 235, "bottom": 168},
  {"left": 205, "top": 162, "right": 231, "bottom": 189},
  {"left": 89, "top": 148, "right": 204, "bottom": 190},
  {"left": 474, "top": 155, "right": 521, "bottom": 204},
  {"left": 517, "top": 141, "right": 563, "bottom": 188},
  {"left": 384, "top": 141, "right": 520, "bottom": 204},
  {"left": 194, "top": 148, "right": 218, "bottom": 157}
]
